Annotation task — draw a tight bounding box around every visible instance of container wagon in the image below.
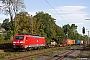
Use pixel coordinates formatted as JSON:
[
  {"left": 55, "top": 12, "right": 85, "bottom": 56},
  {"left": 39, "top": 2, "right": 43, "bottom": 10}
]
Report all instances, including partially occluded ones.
[
  {"left": 12, "top": 34, "right": 46, "bottom": 50},
  {"left": 75, "top": 40, "right": 80, "bottom": 45},
  {"left": 58, "top": 43, "right": 67, "bottom": 47},
  {"left": 66, "top": 39, "right": 75, "bottom": 45},
  {"left": 80, "top": 40, "right": 83, "bottom": 44},
  {"left": 58, "top": 39, "right": 67, "bottom": 47}
]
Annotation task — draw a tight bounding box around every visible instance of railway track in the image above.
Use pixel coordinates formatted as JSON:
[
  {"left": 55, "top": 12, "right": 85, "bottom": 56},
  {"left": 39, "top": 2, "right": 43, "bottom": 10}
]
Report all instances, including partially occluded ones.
[
  {"left": 7, "top": 47, "right": 62, "bottom": 60},
  {"left": 44, "top": 45, "right": 82, "bottom": 60},
  {"left": 8, "top": 48, "right": 76, "bottom": 60},
  {"left": 44, "top": 49, "right": 76, "bottom": 60},
  {"left": 1, "top": 45, "right": 81, "bottom": 60}
]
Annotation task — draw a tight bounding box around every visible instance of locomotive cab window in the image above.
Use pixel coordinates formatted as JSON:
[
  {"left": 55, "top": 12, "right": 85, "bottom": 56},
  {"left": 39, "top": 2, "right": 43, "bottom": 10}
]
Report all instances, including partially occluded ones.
[{"left": 14, "top": 36, "right": 24, "bottom": 40}]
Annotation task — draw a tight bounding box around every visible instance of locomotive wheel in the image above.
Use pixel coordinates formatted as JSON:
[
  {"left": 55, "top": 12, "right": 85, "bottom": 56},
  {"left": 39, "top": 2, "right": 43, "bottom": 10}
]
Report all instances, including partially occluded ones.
[{"left": 27, "top": 47, "right": 33, "bottom": 51}]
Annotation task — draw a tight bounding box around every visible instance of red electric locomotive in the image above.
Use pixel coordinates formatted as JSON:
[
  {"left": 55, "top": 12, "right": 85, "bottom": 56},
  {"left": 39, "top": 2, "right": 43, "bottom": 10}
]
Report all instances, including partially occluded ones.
[{"left": 12, "top": 34, "right": 46, "bottom": 50}]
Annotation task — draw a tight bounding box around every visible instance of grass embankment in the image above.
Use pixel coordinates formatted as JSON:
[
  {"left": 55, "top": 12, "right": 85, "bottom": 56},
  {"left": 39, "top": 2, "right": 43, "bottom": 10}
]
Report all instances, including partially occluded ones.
[{"left": 0, "top": 46, "right": 67, "bottom": 60}]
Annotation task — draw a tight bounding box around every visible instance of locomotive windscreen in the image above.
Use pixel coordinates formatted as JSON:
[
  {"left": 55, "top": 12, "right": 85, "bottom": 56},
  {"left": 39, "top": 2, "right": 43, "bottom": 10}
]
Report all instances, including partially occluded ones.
[{"left": 14, "top": 36, "right": 24, "bottom": 40}]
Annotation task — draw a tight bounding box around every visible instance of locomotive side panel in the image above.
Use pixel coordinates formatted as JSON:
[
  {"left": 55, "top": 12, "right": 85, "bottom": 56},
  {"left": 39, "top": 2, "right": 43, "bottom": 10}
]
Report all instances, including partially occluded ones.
[{"left": 25, "top": 36, "right": 46, "bottom": 48}]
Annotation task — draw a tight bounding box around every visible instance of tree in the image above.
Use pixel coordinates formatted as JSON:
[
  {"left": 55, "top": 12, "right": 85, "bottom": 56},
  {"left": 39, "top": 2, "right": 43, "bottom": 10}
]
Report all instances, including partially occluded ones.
[
  {"left": 0, "top": 23, "right": 1, "bottom": 30},
  {"left": 34, "top": 12, "right": 55, "bottom": 43},
  {"left": 0, "top": 23, "right": 1, "bottom": 27},
  {"left": 55, "top": 25, "right": 65, "bottom": 43},
  {"left": 34, "top": 11, "right": 65, "bottom": 44},
  {"left": 63, "top": 24, "right": 79, "bottom": 40},
  {"left": 1, "top": 19, "right": 10, "bottom": 31},
  {"left": 34, "top": 12, "right": 56, "bottom": 36},
  {"left": 0, "top": 0, "right": 25, "bottom": 37},
  {"left": 15, "top": 12, "right": 31, "bottom": 34},
  {"left": 69, "top": 24, "right": 78, "bottom": 39}
]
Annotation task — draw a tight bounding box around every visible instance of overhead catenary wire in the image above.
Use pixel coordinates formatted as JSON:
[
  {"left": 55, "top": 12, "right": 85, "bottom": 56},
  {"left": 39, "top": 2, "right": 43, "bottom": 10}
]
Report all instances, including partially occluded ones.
[
  {"left": 45, "top": 0, "right": 65, "bottom": 20},
  {"left": 52, "top": 0, "right": 70, "bottom": 21}
]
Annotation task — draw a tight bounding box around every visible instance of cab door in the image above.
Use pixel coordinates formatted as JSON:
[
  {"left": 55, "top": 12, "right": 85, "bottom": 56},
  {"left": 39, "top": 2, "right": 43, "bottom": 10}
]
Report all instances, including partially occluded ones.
[{"left": 25, "top": 37, "right": 28, "bottom": 45}]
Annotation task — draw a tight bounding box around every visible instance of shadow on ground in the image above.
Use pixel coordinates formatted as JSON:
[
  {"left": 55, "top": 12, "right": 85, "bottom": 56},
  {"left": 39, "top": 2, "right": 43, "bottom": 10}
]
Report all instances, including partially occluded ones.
[{"left": 0, "top": 43, "right": 14, "bottom": 52}]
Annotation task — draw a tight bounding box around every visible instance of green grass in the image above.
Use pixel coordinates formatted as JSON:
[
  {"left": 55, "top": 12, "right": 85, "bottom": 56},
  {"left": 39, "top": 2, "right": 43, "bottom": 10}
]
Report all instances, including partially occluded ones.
[{"left": 0, "top": 46, "right": 68, "bottom": 60}]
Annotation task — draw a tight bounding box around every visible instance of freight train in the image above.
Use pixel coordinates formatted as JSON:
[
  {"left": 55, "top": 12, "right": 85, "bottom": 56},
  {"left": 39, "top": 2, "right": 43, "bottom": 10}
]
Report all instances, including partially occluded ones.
[
  {"left": 12, "top": 34, "right": 46, "bottom": 51},
  {"left": 12, "top": 34, "right": 88, "bottom": 51},
  {"left": 58, "top": 39, "right": 88, "bottom": 47}
]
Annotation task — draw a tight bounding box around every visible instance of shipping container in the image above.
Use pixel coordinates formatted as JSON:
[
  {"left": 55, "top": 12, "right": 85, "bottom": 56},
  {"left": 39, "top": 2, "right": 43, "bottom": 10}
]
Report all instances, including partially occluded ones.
[
  {"left": 80, "top": 40, "right": 83, "bottom": 44},
  {"left": 75, "top": 40, "right": 80, "bottom": 44},
  {"left": 85, "top": 41, "right": 88, "bottom": 44},
  {"left": 72, "top": 40, "right": 75, "bottom": 44},
  {"left": 66, "top": 39, "right": 75, "bottom": 45},
  {"left": 51, "top": 41, "right": 57, "bottom": 46}
]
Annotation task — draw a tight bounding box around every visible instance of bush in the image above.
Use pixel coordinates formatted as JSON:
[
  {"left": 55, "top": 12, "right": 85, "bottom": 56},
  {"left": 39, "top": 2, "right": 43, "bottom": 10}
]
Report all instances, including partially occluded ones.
[
  {"left": 4, "top": 30, "right": 14, "bottom": 40},
  {"left": 0, "top": 34, "right": 5, "bottom": 41}
]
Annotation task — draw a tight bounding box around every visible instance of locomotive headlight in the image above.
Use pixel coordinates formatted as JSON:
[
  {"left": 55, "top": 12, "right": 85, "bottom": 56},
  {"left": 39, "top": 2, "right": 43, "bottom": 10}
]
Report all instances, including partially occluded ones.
[
  {"left": 20, "top": 42, "right": 23, "bottom": 45},
  {"left": 20, "top": 41, "right": 23, "bottom": 43},
  {"left": 13, "top": 44, "right": 15, "bottom": 45}
]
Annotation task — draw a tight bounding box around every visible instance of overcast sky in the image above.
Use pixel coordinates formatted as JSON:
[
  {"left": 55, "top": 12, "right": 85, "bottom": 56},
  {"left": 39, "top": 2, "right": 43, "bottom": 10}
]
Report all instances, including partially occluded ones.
[{"left": 0, "top": 0, "right": 90, "bottom": 35}]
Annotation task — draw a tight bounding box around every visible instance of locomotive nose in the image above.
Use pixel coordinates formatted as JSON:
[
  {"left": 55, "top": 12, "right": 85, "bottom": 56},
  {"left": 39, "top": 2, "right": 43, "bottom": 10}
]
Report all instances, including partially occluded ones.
[{"left": 13, "top": 40, "right": 24, "bottom": 45}]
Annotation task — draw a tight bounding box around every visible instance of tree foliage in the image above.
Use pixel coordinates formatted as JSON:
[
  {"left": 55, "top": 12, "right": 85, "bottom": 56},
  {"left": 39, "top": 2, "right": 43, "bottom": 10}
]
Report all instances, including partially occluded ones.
[
  {"left": 63, "top": 24, "right": 82, "bottom": 40},
  {"left": 15, "top": 12, "right": 31, "bottom": 34},
  {"left": 1, "top": 19, "right": 10, "bottom": 31},
  {"left": 33, "top": 12, "right": 65, "bottom": 44},
  {"left": 0, "top": 0, "right": 25, "bottom": 38},
  {"left": 0, "top": 11, "right": 88, "bottom": 44}
]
